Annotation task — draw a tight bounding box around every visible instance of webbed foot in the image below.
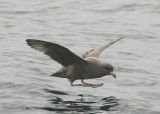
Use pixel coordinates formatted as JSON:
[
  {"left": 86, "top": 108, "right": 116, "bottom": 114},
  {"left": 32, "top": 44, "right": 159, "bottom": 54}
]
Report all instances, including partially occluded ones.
[
  {"left": 81, "top": 79, "right": 103, "bottom": 88},
  {"left": 70, "top": 80, "right": 103, "bottom": 88}
]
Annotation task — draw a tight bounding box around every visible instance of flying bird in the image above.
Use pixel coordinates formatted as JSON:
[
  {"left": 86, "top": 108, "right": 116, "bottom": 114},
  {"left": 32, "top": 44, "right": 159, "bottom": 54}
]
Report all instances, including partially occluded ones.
[{"left": 26, "top": 37, "right": 123, "bottom": 88}]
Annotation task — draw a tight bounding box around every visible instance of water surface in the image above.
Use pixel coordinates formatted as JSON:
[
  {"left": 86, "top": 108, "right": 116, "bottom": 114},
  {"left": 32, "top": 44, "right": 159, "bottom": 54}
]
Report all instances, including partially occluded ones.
[{"left": 0, "top": 0, "right": 160, "bottom": 114}]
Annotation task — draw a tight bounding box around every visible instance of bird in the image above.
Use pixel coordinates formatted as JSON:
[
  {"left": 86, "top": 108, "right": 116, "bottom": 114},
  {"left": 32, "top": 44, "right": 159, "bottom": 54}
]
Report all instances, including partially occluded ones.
[{"left": 26, "top": 37, "right": 123, "bottom": 88}]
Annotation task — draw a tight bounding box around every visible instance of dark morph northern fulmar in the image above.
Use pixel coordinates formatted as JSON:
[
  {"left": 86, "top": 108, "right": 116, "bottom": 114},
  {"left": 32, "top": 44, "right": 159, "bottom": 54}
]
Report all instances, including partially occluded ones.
[{"left": 26, "top": 37, "right": 123, "bottom": 88}]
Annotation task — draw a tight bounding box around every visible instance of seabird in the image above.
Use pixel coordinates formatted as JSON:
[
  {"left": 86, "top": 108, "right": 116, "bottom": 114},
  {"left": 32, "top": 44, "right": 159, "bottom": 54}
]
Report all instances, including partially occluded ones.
[{"left": 26, "top": 37, "right": 123, "bottom": 88}]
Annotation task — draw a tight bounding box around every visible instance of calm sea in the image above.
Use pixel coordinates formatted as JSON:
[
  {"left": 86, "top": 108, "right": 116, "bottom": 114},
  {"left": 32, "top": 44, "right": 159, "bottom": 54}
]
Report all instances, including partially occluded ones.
[{"left": 0, "top": 0, "right": 160, "bottom": 114}]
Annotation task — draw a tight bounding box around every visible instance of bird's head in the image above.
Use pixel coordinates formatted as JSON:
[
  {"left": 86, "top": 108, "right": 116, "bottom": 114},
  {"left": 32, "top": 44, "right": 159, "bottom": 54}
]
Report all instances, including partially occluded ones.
[{"left": 103, "top": 63, "right": 117, "bottom": 79}]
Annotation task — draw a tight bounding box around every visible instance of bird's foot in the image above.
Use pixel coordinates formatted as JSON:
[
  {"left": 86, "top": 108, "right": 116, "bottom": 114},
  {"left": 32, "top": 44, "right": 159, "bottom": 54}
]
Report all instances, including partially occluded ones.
[
  {"left": 81, "top": 80, "right": 103, "bottom": 88},
  {"left": 71, "top": 83, "right": 84, "bottom": 87},
  {"left": 71, "top": 82, "right": 103, "bottom": 88},
  {"left": 83, "top": 83, "right": 103, "bottom": 88}
]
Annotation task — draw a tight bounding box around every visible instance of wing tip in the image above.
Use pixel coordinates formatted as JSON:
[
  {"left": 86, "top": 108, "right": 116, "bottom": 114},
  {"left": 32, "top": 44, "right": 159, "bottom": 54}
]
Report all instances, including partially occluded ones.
[
  {"left": 26, "top": 39, "right": 34, "bottom": 43},
  {"left": 26, "top": 39, "right": 32, "bottom": 47},
  {"left": 26, "top": 39, "right": 30, "bottom": 45},
  {"left": 26, "top": 39, "right": 37, "bottom": 46},
  {"left": 26, "top": 39, "right": 30, "bottom": 42}
]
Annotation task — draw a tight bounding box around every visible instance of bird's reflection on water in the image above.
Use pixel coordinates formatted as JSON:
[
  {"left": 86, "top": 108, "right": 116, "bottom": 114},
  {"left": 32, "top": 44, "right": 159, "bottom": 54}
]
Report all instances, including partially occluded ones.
[{"left": 36, "top": 89, "right": 120, "bottom": 113}]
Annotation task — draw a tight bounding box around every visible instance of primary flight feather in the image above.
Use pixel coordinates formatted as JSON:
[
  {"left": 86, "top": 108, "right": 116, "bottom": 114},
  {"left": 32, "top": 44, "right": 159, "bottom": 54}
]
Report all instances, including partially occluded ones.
[{"left": 26, "top": 37, "right": 123, "bottom": 88}]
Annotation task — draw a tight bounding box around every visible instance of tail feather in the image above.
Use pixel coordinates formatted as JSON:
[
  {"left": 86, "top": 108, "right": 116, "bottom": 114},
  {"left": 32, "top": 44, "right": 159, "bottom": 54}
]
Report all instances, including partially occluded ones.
[{"left": 51, "top": 72, "right": 66, "bottom": 78}]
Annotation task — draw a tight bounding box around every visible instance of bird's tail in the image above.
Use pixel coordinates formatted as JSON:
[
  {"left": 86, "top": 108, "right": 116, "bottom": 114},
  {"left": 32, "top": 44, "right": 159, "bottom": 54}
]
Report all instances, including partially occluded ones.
[{"left": 51, "top": 72, "right": 66, "bottom": 78}]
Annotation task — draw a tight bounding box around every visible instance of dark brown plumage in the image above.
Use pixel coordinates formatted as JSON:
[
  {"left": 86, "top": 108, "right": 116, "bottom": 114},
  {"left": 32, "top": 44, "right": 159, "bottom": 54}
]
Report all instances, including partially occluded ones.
[
  {"left": 26, "top": 38, "right": 123, "bottom": 88},
  {"left": 26, "top": 39, "right": 86, "bottom": 67}
]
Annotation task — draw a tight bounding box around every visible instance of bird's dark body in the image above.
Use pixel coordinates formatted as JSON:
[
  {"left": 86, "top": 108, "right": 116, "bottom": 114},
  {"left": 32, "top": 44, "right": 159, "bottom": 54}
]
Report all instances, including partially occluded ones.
[
  {"left": 52, "top": 58, "right": 108, "bottom": 83},
  {"left": 26, "top": 38, "right": 123, "bottom": 87}
]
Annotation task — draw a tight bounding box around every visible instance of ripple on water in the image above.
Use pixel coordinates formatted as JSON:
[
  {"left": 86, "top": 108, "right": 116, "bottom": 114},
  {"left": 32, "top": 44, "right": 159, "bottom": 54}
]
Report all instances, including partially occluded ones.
[{"left": 34, "top": 89, "right": 124, "bottom": 113}]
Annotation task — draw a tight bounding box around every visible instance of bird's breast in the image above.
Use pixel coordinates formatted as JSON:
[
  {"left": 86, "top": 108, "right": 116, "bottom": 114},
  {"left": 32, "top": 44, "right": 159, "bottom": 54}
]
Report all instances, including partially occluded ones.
[{"left": 73, "top": 63, "right": 106, "bottom": 79}]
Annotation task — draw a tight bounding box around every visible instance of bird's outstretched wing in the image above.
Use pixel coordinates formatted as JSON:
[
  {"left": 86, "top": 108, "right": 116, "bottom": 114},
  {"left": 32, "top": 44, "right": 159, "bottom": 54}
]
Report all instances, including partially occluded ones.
[
  {"left": 83, "top": 37, "right": 124, "bottom": 58},
  {"left": 26, "top": 39, "right": 86, "bottom": 67}
]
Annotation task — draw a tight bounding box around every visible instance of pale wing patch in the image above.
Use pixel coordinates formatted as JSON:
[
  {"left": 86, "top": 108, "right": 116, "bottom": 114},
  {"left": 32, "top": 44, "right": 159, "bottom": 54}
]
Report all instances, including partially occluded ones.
[
  {"left": 31, "top": 45, "right": 48, "bottom": 53},
  {"left": 83, "top": 37, "right": 124, "bottom": 58},
  {"left": 83, "top": 49, "right": 95, "bottom": 58}
]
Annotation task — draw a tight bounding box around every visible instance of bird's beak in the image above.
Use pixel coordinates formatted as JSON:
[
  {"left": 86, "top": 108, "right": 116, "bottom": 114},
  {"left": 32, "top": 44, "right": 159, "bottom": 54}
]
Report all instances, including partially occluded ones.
[{"left": 110, "top": 72, "right": 117, "bottom": 79}]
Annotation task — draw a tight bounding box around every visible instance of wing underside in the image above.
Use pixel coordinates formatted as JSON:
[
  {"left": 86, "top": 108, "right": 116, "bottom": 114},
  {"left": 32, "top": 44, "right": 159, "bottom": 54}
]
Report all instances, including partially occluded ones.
[
  {"left": 83, "top": 37, "right": 124, "bottom": 58},
  {"left": 26, "top": 39, "right": 86, "bottom": 67}
]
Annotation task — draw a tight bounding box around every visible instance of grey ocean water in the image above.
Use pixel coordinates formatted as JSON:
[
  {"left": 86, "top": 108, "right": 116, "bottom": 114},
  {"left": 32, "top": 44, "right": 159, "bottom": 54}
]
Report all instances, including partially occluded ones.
[{"left": 0, "top": 0, "right": 160, "bottom": 114}]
